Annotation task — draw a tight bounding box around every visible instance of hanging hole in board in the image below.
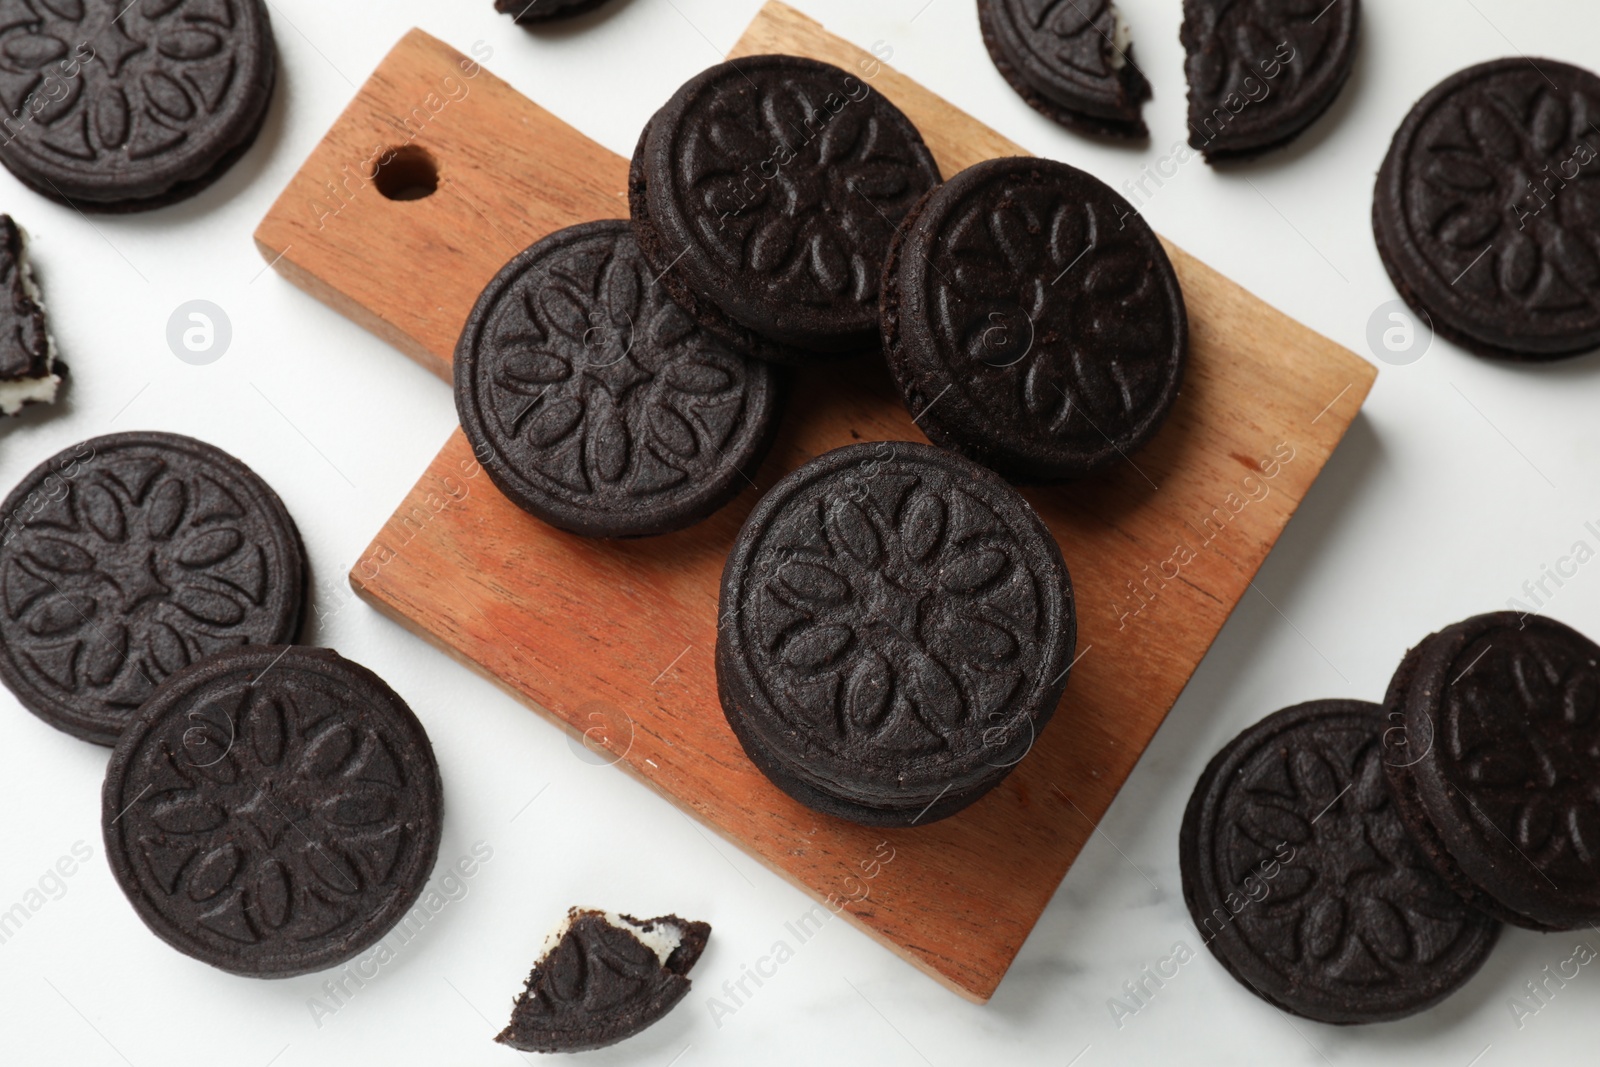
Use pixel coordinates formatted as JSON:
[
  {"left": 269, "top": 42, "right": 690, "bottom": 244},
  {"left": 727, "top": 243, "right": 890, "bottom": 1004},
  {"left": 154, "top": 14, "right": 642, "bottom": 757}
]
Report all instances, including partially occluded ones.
[{"left": 372, "top": 145, "right": 439, "bottom": 201}]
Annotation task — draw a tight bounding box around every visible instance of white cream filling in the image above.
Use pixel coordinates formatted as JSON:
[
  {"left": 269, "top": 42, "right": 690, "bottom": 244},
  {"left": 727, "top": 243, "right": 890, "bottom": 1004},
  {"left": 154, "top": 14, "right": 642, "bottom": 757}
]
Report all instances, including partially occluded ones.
[
  {"left": 0, "top": 374, "right": 58, "bottom": 414},
  {"left": 2, "top": 224, "right": 58, "bottom": 416},
  {"left": 537, "top": 908, "right": 685, "bottom": 968},
  {"left": 1108, "top": 4, "right": 1133, "bottom": 71}
]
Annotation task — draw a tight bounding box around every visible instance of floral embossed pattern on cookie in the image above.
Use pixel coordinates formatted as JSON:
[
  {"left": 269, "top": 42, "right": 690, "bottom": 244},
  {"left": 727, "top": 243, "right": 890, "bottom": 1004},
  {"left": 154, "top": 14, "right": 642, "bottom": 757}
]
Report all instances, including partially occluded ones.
[
  {"left": 1383, "top": 613, "right": 1600, "bottom": 930},
  {"left": 630, "top": 54, "right": 940, "bottom": 362},
  {"left": 882, "top": 156, "right": 1186, "bottom": 483},
  {"left": 455, "top": 221, "right": 781, "bottom": 539},
  {"left": 977, "top": 0, "right": 1152, "bottom": 138},
  {"left": 0, "top": 432, "right": 305, "bottom": 745},
  {"left": 101, "top": 645, "right": 443, "bottom": 977},
  {"left": 1180, "top": 0, "right": 1360, "bottom": 160},
  {"left": 1374, "top": 59, "right": 1600, "bottom": 359},
  {"left": 1181, "top": 700, "right": 1500, "bottom": 1024},
  {"left": 0, "top": 0, "right": 277, "bottom": 209},
  {"left": 716, "top": 441, "right": 1075, "bottom": 826}
]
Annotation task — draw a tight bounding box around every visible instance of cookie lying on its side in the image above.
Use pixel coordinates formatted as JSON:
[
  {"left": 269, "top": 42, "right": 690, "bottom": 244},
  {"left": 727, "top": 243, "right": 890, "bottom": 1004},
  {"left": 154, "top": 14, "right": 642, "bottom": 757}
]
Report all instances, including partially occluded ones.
[
  {"left": 1181, "top": 0, "right": 1360, "bottom": 161},
  {"left": 494, "top": 0, "right": 613, "bottom": 22},
  {"left": 630, "top": 55, "right": 940, "bottom": 364},
  {"left": 0, "top": 432, "right": 307, "bottom": 745},
  {"left": 498, "top": 909, "right": 711, "bottom": 1053},
  {"left": 1373, "top": 59, "right": 1600, "bottom": 361},
  {"left": 717, "top": 442, "right": 1075, "bottom": 826},
  {"left": 881, "top": 156, "right": 1186, "bottom": 484},
  {"left": 0, "top": 0, "right": 278, "bottom": 211},
  {"left": 1383, "top": 613, "right": 1600, "bottom": 930},
  {"left": 1181, "top": 700, "right": 1500, "bottom": 1024},
  {"left": 454, "top": 220, "right": 782, "bottom": 539},
  {"left": 0, "top": 216, "right": 59, "bottom": 417},
  {"left": 978, "top": 0, "right": 1150, "bottom": 139},
  {"left": 102, "top": 646, "right": 444, "bottom": 977}
]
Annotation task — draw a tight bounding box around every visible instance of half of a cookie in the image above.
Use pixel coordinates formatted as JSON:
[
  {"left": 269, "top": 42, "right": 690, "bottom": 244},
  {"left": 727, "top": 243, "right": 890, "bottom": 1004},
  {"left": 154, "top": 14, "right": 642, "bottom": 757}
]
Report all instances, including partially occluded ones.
[
  {"left": 497, "top": 909, "right": 711, "bottom": 1053},
  {"left": 0, "top": 216, "right": 59, "bottom": 417},
  {"left": 495, "top": 0, "right": 615, "bottom": 21},
  {"left": 978, "top": 0, "right": 1150, "bottom": 138},
  {"left": 1181, "top": 0, "right": 1360, "bottom": 161}
]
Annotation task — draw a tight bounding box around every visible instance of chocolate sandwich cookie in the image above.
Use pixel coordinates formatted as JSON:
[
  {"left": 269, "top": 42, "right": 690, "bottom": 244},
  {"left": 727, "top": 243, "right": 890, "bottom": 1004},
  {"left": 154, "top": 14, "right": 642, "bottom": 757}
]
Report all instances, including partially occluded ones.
[
  {"left": 0, "top": 215, "right": 59, "bottom": 416},
  {"left": 978, "top": 0, "right": 1151, "bottom": 139},
  {"left": 630, "top": 55, "right": 941, "bottom": 364},
  {"left": 0, "top": 432, "right": 306, "bottom": 745},
  {"left": 455, "top": 220, "right": 781, "bottom": 539},
  {"left": 495, "top": 0, "right": 613, "bottom": 22},
  {"left": 881, "top": 156, "right": 1186, "bottom": 483},
  {"left": 1181, "top": 0, "right": 1360, "bottom": 161},
  {"left": 1382, "top": 613, "right": 1600, "bottom": 930},
  {"left": 498, "top": 909, "right": 711, "bottom": 1053},
  {"left": 716, "top": 441, "right": 1075, "bottom": 826},
  {"left": 1374, "top": 59, "right": 1600, "bottom": 360},
  {"left": 102, "top": 645, "right": 443, "bottom": 978},
  {"left": 1181, "top": 700, "right": 1500, "bottom": 1025},
  {"left": 0, "top": 0, "right": 277, "bottom": 211}
]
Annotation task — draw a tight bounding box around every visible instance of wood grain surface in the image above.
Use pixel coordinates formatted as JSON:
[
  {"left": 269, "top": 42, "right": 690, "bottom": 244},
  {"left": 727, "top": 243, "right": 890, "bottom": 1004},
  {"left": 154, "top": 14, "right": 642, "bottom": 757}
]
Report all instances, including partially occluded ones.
[{"left": 254, "top": 3, "right": 1377, "bottom": 1001}]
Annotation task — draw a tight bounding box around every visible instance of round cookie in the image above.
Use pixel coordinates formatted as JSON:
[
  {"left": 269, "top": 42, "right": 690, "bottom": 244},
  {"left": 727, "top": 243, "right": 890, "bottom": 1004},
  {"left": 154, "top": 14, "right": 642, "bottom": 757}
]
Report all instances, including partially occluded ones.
[
  {"left": 1180, "top": 0, "right": 1361, "bottom": 161},
  {"left": 977, "top": 0, "right": 1151, "bottom": 139},
  {"left": 495, "top": 0, "right": 613, "bottom": 22},
  {"left": 881, "top": 156, "right": 1187, "bottom": 483},
  {"left": 0, "top": 0, "right": 278, "bottom": 211},
  {"left": 1374, "top": 58, "right": 1600, "bottom": 360},
  {"left": 102, "top": 645, "right": 443, "bottom": 978},
  {"left": 0, "top": 432, "right": 306, "bottom": 746},
  {"left": 455, "top": 220, "right": 782, "bottom": 539},
  {"left": 629, "top": 55, "right": 941, "bottom": 364},
  {"left": 1180, "top": 700, "right": 1501, "bottom": 1025},
  {"left": 1382, "top": 612, "right": 1600, "bottom": 930},
  {"left": 716, "top": 441, "right": 1075, "bottom": 826}
]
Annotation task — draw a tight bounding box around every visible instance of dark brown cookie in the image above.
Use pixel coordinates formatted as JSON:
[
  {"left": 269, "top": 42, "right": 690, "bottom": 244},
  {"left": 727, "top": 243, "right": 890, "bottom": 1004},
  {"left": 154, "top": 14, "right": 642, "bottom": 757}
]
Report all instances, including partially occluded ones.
[
  {"left": 498, "top": 909, "right": 710, "bottom": 1053},
  {"left": 0, "top": 432, "right": 306, "bottom": 745},
  {"left": 1382, "top": 613, "right": 1600, "bottom": 930},
  {"left": 1373, "top": 58, "right": 1600, "bottom": 360},
  {"left": 101, "top": 645, "right": 443, "bottom": 977},
  {"left": 1181, "top": 0, "right": 1360, "bottom": 161},
  {"left": 495, "top": 0, "right": 612, "bottom": 22},
  {"left": 716, "top": 441, "right": 1075, "bottom": 826},
  {"left": 0, "top": 0, "right": 277, "bottom": 211},
  {"left": 977, "top": 0, "right": 1150, "bottom": 139},
  {"left": 0, "top": 215, "right": 59, "bottom": 416},
  {"left": 455, "top": 220, "right": 782, "bottom": 539},
  {"left": 881, "top": 156, "right": 1186, "bottom": 483},
  {"left": 1181, "top": 700, "right": 1500, "bottom": 1024},
  {"left": 629, "top": 54, "right": 941, "bottom": 364}
]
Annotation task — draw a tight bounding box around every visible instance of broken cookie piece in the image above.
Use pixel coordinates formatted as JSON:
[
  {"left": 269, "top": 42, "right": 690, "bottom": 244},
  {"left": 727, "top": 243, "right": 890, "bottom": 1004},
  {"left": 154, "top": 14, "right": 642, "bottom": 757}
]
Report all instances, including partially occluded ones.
[
  {"left": 494, "top": 0, "right": 614, "bottom": 22},
  {"left": 978, "top": 0, "right": 1151, "bottom": 139},
  {"left": 1181, "top": 0, "right": 1361, "bottom": 161},
  {"left": 0, "top": 216, "right": 59, "bottom": 417},
  {"left": 497, "top": 909, "right": 711, "bottom": 1053}
]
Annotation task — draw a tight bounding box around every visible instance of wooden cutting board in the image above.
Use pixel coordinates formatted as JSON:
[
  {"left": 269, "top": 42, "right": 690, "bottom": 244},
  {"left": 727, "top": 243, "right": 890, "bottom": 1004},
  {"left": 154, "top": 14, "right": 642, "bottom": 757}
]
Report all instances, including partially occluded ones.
[{"left": 254, "top": 2, "right": 1376, "bottom": 1002}]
